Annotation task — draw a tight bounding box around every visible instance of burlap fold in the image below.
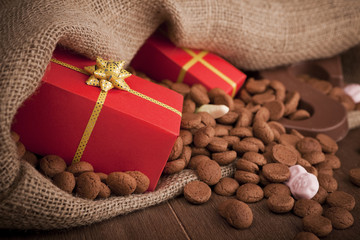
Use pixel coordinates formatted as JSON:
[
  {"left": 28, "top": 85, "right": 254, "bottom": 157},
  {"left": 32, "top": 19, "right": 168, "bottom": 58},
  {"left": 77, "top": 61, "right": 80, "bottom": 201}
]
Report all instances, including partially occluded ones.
[{"left": 1, "top": 0, "right": 360, "bottom": 230}]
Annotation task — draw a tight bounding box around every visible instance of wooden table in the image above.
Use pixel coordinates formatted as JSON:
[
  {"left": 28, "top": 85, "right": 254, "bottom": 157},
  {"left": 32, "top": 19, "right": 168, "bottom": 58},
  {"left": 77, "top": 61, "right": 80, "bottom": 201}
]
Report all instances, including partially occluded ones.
[{"left": 1, "top": 127, "right": 359, "bottom": 240}]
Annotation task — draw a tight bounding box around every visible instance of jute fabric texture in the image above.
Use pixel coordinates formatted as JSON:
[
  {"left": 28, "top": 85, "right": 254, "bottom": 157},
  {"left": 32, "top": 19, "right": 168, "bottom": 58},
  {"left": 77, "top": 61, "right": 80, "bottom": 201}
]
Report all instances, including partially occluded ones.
[{"left": 1, "top": 0, "right": 360, "bottom": 229}]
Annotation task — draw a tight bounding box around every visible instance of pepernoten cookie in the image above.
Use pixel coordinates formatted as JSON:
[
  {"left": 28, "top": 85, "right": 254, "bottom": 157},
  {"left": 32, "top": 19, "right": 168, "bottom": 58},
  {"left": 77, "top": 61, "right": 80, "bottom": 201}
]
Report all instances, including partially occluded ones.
[
  {"left": 218, "top": 199, "right": 253, "bottom": 229},
  {"left": 323, "top": 207, "right": 354, "bottom": 229},
  {"left": 212, "top": 151, "right": 237, "bottom": 165},
  {"left": 326, "top": 191, "right": 355, "bottom": 211},
  {"left": 271, "top": 144, "right": 298, "bottom": 166},
  {"left": 349, "top": 168, "right": 360, "bottom": 186},
  {"left": 236, "top": 183, "right": 264, "bottom": 203},
  {"left": 76, "top": 172, "right": 101, "bottom": 200},
  {"left": 40, "top": 155, "right": 67, "bottom": 177},
  {"left": 126, "top": 171, "right": 150, "bottom": 194},
  {"left": 293, "top": 199, "right": 323, "bottom": 217},
  {"left": 263, "top": 183, "right": 291, "bottom": 198},
  {"left": 236, "top": 159, "right": 259, "bottom": 173},
  {"left": 67, "top": 161, "right": 94, "bottom": 176},
  {"left": 302, "top": 215, "right": 332, "bottom": 237},
  {"left": 184, "top": 180, "right": 212, "bottom": 204},
  {"left": 53, "top": 171, "right": 76, "bottom": 194},
  {"left": 261, "top": 163, "right": 290, "bottom": 183},
  {"left": 214, "top": 177, "right": 239, "bottom": 196},
  {"left": 107, "top": 172, "right": 137, "bottom": 195},
  {"left": 234, "top": 170, "right": 260, "bottom": 184},
  {"left": 267, "top": 194, "right": 294, "bottom": 213},
  {"left": 315, "top": 133, "right": 338, "bottom": 154},
  {"left": 196, "top": 160, "right": 222, "bottom": 185}
]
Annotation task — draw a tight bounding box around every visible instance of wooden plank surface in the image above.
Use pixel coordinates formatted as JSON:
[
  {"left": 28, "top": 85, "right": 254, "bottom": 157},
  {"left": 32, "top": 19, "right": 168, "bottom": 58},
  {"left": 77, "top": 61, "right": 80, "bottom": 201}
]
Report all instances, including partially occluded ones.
[{"left": 1, "top": 127, "right": 359, "bottom": 240}]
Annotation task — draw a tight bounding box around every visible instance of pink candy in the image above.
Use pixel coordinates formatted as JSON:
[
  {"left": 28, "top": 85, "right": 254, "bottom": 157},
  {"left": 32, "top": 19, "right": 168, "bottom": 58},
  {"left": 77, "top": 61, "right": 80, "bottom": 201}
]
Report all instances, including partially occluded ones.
[{"left": 285, "top": 165, "right": 319, "bottom": 200}]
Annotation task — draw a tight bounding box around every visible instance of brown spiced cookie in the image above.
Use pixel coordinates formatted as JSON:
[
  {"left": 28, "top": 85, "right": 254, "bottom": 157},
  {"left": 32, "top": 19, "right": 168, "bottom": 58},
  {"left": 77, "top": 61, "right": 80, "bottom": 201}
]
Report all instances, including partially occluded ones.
[
  {"left": 208, "top": 87, "right": 227, "bottom": 102},
  {"left": 22, "top": 151, "right": 38, "bottom": 167},
  {"left": 126, "top": 171, "right": 150, "bottom": 194},
  {"left": 168, "top": 137, "right": 184, "bottom": 161},
  {"left": 288, "top": 110, "right": 311, "bottom": 120},
  {"left": 236, "top": 159, "right": 259, "bottom": 173},
  {"left": 106, "top": 172, "right": 137, "bottom": 196},
  {"left": 182, "top": 99, "right": 196, "bottom": 113},
  {"left": 259, "top": 172, "right": 271, "bottom": 186},
  {"left": 269, "top": 80, "right": 286, "bottom": 102},
  {"left": 214, "top": 93, "right": 234, "bottom": 111},
  {"left": 279, "top": 134, "right": 301, "bottom": 148},
  {"left": 188, "top": 155, "right": 211, "bottom": 170},
  {"left": 190, "top": 84, "right": 210, "bottom": 105},
  {"left": 326, "top": 191, "right": 355, "bottom": 211},
  {"left": 207, "top": 137, "right": 228, "bottom": 152},
  {"left": 214, "top": 124, "right": 230, "bottom": 136},
  {"left": 253, "top": 107, "right": 270, "bottom": 123},
  {"left": 267, "top": 194, "right": 294, "bottom": 213},
  {"left": 311, "top": 186, "right": 328, "bottom": 204},
  {"left": 241, "top": 137, "right": 265, "bottom": 152},
  {"left": 171, "top": 82, "right": 190, "bottom": 96},
  {"left": 302, "top": 151, "right": 325, "bottom": 165},
  {"left": 263, "top": 183, "right": 291, "bottom": 198},
  {"left": 184, "top": 180, "right": 212, "bottom": 204},
  {"left": 217, "top": 111, "right": 239, "bottom": 125},
  {"left": 193, "top": 126, "right": 215, "bottom": 148},
  {"left": 229, "top": 127, "right": 253, "bottom": 138},
  {"left": 284, "top": 91, "right": 300, "bottom": 116},
  {"left": 262, "top": 163, "right": 290, "bottom": 183},
  {"left": 235, "top": 108, "right": 253, "bottom": 127},
  {"left": 179, "top": 130, "right": 193, "bottom": 145},
  {"left": 191, "top": 147, "right": 211, "bottom": 157},
  {"left": 302, "top": 214, "right": 332, "bottom": 237},
  {"left": 181, "top": 113, "right": 202, "bottom": 129},
  {"left": 293, "top": 232, "right": 320, "bottom": 240},
  {"left": 97, "top": 182, "right": 111, "bottom": 198},
  {"left": 53, "top": 171, "right": 76, "bottom": 194},
  {"left": 67, "top": 161, "right": 94, "bottom": 177},
  {"left": 271, "top": 144, "right": 298, "bottom": 166},
  {"left": 349, "top": 168, "right": 360, "bottom": 187},
  {"left": 263, "top": 100, "right": 285, "bottom": 121},
  {"left": 315, "top": 133, "right": 338, "bottom": 154},
  {"left": 233, "top": 140, "right": 259, "bottom": 154},
  {"left": 76, "top": 172, "right": 101, "bottom": 199},
  {"left": 212, "top": 151, "right": 237, "bottom": 166},
  {"left": 214, "top": 177, "right": 240, "bottom": 196},
  {"left": 39, "top": 155, "right": 67, "bottom": 178},
  {"left": 323, "top": 207, "right": 354, "bottom": 230},
  {"left": 304, "top": 166, "right": 318, "bottom": 177},
  {"left": 95, "top": 172, "right": 108, "bottom": 182},
  {"left": 16, "top": 142, "right": 26, "bottom": 158},
  {"left": 222, "top": 136, "right": 240, "bottom": 147},
  {"left": 296, "top": 137, "right": 322, "bottom": 154},
  {"left": 223, "top": 200, "right": 253, "bottom": 229},
  {"left": 234, "top": 170, "right": 260, "bottom": 184},
  {"left": 236, "top": 183, "right": 264, "bottom": 203},
  {"left": 252, "top": 92, "right": 276, "bottom": 105},
  {"left": 324, "top": 154, "right": 341, "bottom": 169},
  {"left": 297, "top": 158, "right": 311, "bottom": 168},
  {"left": 293, "top": 199, "right": 323, "bottom": 217},
  {"left": 268, "top": 121, "right": 286, "bottom": 135},
  {"left": 245, "top": 78, "right": 268, "bottom": 94},
  {"left": 239, "top": 88, "right": 252, "bottom": 103},
  {"left": 196, "top": 160, "right": 222, "bottom": 185},
  {"left": 218, "top": 198, "right": 240, "bottom": 218},
  {"left": 318, "top": 174, "right": 338, "bottom": 192},
  {"left": 198, "top": 112, "right": 216, "bottom": 127},
  {"left": 11, "top": 131, "right": 20, "bottom": 142},
  {"left": 179, "top": 146, "right": 192, "bottom": 166},
  {"left": 253, "top": 120, "right": 274, "bottom": 144},
  {"left": 242, "top": 152, "right": 266, "bottom": 166},
  {"left": 290, "top": 129, "right": 304, "bottom": 139},
  {"left": 163, "top": 158, "right": 186, "bottom": 174}
]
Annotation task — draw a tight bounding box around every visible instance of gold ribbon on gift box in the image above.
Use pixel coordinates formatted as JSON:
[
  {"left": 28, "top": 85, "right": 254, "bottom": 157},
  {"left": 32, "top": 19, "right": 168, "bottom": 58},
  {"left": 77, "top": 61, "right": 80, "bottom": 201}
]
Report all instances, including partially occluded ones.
[
  {"left": 177, "top": 48, "right": 238, "bottom": 97},
  {"left": 50, "top": 57, "right": 181, "bottom": 164}
]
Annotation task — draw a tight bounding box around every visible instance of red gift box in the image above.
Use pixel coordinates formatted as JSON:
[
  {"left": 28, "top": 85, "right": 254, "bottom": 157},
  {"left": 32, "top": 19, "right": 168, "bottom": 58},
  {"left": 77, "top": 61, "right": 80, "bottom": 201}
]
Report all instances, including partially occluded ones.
[
  {"left": 131, "top": 32, "right": 246, "bottom": 97},
  {"left": 12, "top": 47, "right": 183, "bottom": 191}
]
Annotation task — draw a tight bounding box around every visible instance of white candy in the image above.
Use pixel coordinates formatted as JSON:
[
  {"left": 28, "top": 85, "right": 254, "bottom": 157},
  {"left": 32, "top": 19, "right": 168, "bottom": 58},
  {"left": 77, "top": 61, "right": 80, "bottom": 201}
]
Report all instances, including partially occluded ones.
[
  {"left": 285, "top": 165, "right": 319, "bottom": 200},
  {"left": 344, "top": 83, "right": 360, "bottom": 103},
  {"left": 196, "top": 104, "right": 229, "bottom": 119}
]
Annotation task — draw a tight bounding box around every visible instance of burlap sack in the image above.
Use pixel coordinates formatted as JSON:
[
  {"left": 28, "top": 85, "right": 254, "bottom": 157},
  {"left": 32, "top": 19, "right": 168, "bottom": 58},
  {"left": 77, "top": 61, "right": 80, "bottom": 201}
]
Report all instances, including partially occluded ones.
[{"left": 1, "top": 0, "right": 360, "bottom": 230}]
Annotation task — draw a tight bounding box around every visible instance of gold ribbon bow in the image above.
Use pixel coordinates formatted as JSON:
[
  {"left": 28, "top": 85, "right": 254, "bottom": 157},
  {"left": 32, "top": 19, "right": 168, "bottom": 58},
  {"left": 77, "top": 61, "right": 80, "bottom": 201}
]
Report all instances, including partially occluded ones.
[{"left": 84, "top": 57, "right": 132, "bottom": 92}]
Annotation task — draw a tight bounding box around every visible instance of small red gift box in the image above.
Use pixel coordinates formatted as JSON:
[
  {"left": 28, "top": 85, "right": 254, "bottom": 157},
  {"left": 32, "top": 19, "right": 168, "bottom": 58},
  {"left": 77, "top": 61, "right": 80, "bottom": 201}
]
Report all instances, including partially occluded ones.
[
  {"left": 131, "top": 32, "right": 246, "bottom": 97},
  {"left": 12, "top": 47, "right": 183, "bottom": 191}
]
